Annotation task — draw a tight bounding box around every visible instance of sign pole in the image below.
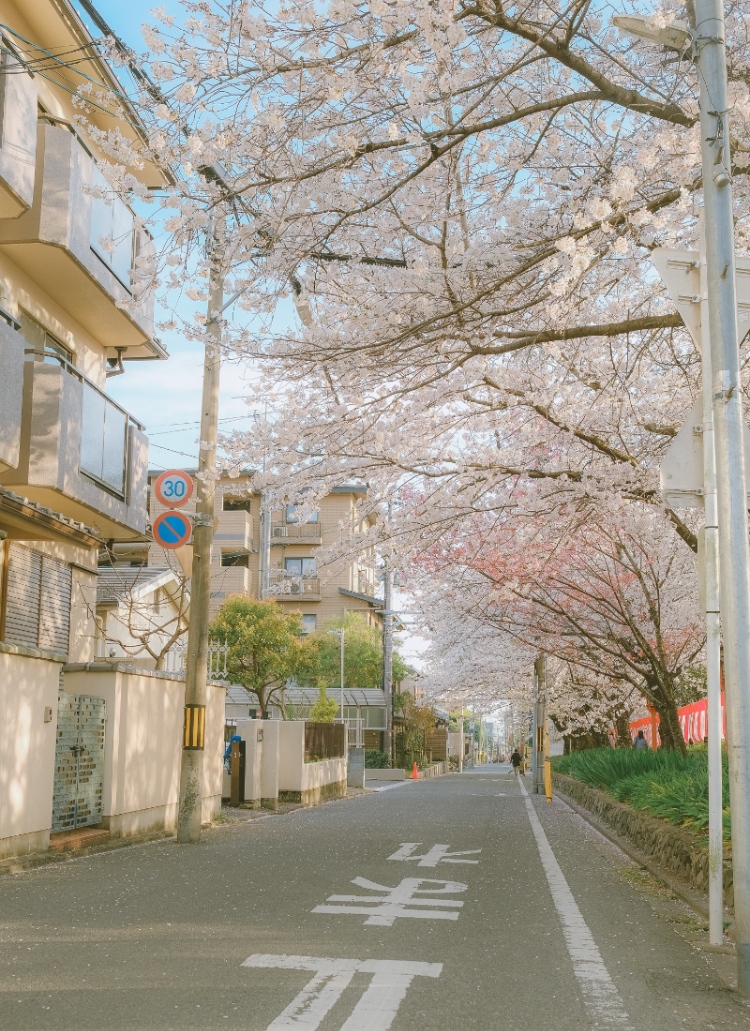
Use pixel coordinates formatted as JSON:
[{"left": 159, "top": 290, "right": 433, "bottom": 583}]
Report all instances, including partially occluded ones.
[{"left": 177, "top": 214, "right": 225, "bottom": 844}]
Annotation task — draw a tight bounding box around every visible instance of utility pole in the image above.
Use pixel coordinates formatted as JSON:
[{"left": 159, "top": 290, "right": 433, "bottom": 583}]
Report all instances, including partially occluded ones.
[
  {"left": 382, "top": 566, "right": 394, "bottom": 763},
  {"left": 695, "top": 0, "right": 750, "bottom": 983},
  {"left": 532, "top": 656, "right": 547, "bottom": 795},
  {"left": 176, "top": 215, "right": 224, "bottom": 844}
]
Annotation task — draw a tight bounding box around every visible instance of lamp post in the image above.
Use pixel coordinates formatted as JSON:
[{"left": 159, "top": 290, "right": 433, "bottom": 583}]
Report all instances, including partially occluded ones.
[
  {"left": 328, "top": 629, "right": 345, "bottom": 720},
  {"left": 615, "top": 3, "right": 750, "bottom": 984}
]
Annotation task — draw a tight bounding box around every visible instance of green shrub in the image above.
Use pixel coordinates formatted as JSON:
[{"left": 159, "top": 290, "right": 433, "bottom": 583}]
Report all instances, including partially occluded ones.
[
  {"left": 551, "top": 747, "right": 730, "bottom": 838},
  {"left": 365, "top": 749, "right": 391, "bottom": 769}
]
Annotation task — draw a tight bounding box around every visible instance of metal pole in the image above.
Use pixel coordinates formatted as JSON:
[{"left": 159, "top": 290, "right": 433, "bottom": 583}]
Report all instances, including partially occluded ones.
[
  {"left": 177, "top": 214, "right": 224, "bottom": 843},
  {"left": 457, "top": 703, "right": 464, "bottom": 774},
  {"left": 696, "top": 0, "right": 750, "bottom": 987},
  {"left": 340, "top": 629, "right": 345, "bottom": 722},
  {"left": 698, "top": 231, "right": 725, "bottom": 945},
  {"left": 259, "top": 490, "right": 270, "bottom": 597},
  {"left": 383, "top": 567, "right": 394, "bottom": 762},
  {"left": 533, "top": 656, "right": 547, "bottom": 794}
]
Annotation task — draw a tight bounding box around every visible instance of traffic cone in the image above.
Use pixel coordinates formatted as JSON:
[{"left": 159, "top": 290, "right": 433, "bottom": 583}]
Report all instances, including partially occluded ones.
[{"left": 411, "top": 762, "right": 419, "bottom": 780}]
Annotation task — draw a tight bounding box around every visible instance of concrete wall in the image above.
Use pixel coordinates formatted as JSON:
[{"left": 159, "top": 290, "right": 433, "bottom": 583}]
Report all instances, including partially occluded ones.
[
  {"left": 0, "top": 50, "right": 37, "bottom": 218},
  {"left": 62, "top": 664, "right": 224, "bottom": 838},
  {"left": 0, "top": 322, "right": 24, "bottom": 472},
  {"left": 278, "top": 721, "right": 346, "bottom": 804},
  {"left": 0, "top": 645, "right": 62, "bottom": 859}
]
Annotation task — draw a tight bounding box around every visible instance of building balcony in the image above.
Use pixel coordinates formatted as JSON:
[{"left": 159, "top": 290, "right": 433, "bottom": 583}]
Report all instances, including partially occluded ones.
[
  {"left": 0, "top": 48, "right": 37, "bottom": 218},
  {"left": 270, "top": 522, "right": 325, "bottom": 545},
  {"left": 0, "top": 316, "right": 24, "bottom": 472},
  {"left": 0, "top": 120, "right": 162, "bottom": 358},
  {"left": 215, "top": 510, "right": 254, "bottom": 551},
  {"left": 264, "top": 571, "right": 321, "bottom": 601},
  {"left": 0, "top": 350, "right": 148, "bottom": 537}
]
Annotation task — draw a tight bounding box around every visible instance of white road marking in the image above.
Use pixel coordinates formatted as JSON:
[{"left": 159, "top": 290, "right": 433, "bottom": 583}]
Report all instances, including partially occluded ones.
[
  {"left": 518, "top": 778, "right": 633, "bottom": 1029},
  {"left": 313, "top": 876, "right": 467, "bottom": 926},
  {"left": 386, "top": 843, "right": 481, "bottom": 867},
  {"left": 241, "top": 955, "right": 442, "bottom": 1031}
]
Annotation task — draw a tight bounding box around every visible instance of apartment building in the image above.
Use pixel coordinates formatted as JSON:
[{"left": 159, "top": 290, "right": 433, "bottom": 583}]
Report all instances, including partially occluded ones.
[
  {"left": 135, "top": 471, "right": 384, "bottom": 630},
  {"left": 0, "top": 2, "right": 223, "bottom": 859}
]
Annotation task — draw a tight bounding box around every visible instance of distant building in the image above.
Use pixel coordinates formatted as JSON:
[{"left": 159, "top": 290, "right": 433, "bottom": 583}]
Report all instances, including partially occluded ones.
[{"left": 110, "top": 471, "right": 384, "bottom": 630}]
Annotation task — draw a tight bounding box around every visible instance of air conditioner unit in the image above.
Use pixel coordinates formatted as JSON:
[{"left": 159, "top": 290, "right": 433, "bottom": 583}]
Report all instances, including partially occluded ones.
[
  {"left": 273, "top": 526, "right": 288, "bottom": 538},
  {"left": 290, "top": 582, "right": 301, "bottom": 594}
]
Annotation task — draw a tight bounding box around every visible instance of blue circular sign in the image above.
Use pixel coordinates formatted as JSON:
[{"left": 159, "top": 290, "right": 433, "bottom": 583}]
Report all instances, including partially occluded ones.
[{"left": 152, "top": 510, "right": 192, "bottom": 549}]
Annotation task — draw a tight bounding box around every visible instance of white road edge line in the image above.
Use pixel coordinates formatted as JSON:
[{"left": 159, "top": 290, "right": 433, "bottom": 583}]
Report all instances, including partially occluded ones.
[{"left": 518, "top": 777, "right": 633, "bottom": 1029}]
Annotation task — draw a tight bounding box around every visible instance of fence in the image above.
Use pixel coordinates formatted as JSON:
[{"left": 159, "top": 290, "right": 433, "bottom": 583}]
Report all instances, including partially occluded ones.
[
  {"left": 305, "top": 721, "right": 346, "bottom": 762},
  {"left": 336, "top": 717, "right": 364, "bottom": 748},
  {"left": 163, "top": 639, "right": 229, "bottom": 678}
]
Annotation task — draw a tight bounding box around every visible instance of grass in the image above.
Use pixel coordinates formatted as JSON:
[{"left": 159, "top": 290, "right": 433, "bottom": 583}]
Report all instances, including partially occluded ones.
[{"left": 551, "top": 747, "right": 731, "bottom": 839}]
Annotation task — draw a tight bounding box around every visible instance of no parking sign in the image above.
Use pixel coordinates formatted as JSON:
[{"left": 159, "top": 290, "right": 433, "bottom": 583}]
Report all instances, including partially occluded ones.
[{"left": 152, "top": 510, "right": 192, "bottom": 549}]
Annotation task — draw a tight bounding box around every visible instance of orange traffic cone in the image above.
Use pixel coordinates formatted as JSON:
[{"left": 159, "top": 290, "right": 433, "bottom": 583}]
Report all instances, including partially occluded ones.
[{"left": 411, "top": 762, "right": 419, "bottom": 780}]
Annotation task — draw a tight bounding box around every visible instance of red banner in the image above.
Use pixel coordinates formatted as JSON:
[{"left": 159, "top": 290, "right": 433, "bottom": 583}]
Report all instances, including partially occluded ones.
[{"left": 623, "top": 696, "right": 726, "bottom": 748}]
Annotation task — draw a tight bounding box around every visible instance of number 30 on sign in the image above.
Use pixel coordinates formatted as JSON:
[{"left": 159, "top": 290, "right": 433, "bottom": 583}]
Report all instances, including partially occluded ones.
[{"left": 153, "top": 469, "right": 194, "bottom": 507}]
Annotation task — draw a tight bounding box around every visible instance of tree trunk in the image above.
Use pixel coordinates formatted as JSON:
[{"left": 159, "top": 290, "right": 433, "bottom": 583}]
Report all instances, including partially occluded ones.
[
  {"left": 649, "top": 685, "right": 686, "bottom": 755},
  {"left": 614, "top": 713, "right": 632, "bottom": 748}
]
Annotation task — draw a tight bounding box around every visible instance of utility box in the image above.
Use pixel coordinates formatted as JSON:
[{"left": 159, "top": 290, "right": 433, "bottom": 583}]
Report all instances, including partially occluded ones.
[{"left": 230, "top": 739, "right": 246, "bottom": 806}]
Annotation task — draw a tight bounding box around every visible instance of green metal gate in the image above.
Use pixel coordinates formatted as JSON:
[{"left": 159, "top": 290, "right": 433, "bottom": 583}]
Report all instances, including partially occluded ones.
[{"left": 52, "top": 693, "right": 106, "bottom": 832}]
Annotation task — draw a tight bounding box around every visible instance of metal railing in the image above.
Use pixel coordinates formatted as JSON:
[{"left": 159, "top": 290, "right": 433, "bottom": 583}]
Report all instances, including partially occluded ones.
[
  {"left": 270, "top": 522, "right": 326, "bottom": 542},
  {"left": 26, "top": 348, "right": 143, "bottom": 497},
  {"left": 265, "top": 571, "right": 321, "bottom": 598},
  {"left": 336, "top": 717, "right": 364, "bottom": 748}
]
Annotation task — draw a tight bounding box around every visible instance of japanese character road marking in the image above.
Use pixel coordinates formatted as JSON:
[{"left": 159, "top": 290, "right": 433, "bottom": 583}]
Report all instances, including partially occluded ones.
[
  {"left": 312, "top": 876, "right": 467, "bottom": 926},
  {"left": 386, "top": 842, "right": 481, "bottom": 867},
  {"left": 241, "top": 954, "right": 442, "bottom": 1031}
]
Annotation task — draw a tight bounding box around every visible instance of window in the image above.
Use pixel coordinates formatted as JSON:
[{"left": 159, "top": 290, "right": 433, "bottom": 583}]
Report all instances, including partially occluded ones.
[
  {"left": 223, "top": 496, "right": 251, "bottom": 512},
  {"left": 80, "top": 381, "right": 127, "bottom": 494},
  {"left": 2, "top": 544, "right": 71, "bottom": 653},
  {"left": 285, "top": 504, "right": 318, "bottom": 524},
  {"left": 300, "top": 614, "right": 317, "bottom": 634},
  {"left": 90, "top": 165, "right": 135, "bottom": 287},
  {"left": 364, "top": 707, "right": 387, "bottom": 730},
  {"left": 19, "top": 310, "right": 73, "bottom": 364},
  {"left": 285, "top": 557, "right": 316, "bottom": 577},
  {"left": 343, "top": 706, "right": 359, "bottom": 721},
  {"left": 221, "top": 552, "right": 249, "bottom": 567}
]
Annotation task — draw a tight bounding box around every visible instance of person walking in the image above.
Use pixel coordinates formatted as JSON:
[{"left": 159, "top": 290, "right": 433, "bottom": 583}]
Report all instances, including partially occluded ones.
[{"left": 509, "top": 748, "right": 523, "bottom": 775}]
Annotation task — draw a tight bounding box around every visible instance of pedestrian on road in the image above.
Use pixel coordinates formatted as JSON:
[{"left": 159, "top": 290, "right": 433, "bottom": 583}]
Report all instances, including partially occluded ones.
[
  {"left": 510, "top": 748, "right": 522, "bottom": 775},
  {"left": 633, "top": 730, "right": 649, "bottom": 751}
]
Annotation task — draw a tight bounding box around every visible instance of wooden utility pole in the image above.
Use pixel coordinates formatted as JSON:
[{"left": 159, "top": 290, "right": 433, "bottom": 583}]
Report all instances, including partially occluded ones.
[{"left": 176, "top": 215, "right": 225, "bottom": 843}]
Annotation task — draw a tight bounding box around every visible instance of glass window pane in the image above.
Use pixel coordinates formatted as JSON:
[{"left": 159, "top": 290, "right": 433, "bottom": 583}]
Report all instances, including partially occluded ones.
[
  {"left": 90, "top": 166, "right": 113, "bottom": 266},
  {"left": 301, "top": 558, "right": 316, "bottom": 576},
  {"left": 285, "top": 558, "right": 302, "bottom": 576},
  {"left": 101, "top": 400, "right": 127, "bottom": 492},
  {"left": 365, "top": 707, "right": 386, "bottom": 729},
  {"left": 80, "top": 382, "right": 105, "bottom": 480},
  {"left": 111, "top": 195, "right": 133, "bottom": 286}
]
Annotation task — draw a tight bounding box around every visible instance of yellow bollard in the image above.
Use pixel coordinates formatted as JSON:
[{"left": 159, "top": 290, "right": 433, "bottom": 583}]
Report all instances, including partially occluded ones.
[{"left": 544, "top": 760, "right": 553, "bottom": 802}]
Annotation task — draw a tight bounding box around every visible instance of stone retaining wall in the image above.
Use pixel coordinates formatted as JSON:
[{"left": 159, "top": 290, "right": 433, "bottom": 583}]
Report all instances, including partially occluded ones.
[{"left": 552, "top": 772, "right": 734, "bottom": 909}]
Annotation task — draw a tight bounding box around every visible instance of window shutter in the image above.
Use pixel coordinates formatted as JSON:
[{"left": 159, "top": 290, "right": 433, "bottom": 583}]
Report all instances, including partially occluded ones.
[
  {"left": 4, "top": 544, "right": 71, "bottom": 654},
  {"left": 4, "top": 544, "right": 42, "bottom": 648},
  {"left": 39, "top": 557, "right": 72, "bottom": 653}
]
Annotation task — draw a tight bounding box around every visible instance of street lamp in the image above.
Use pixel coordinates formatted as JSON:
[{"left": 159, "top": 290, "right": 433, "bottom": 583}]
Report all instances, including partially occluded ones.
[
  {"left": 615, "top": 2, "right": 750, "bottom": 989},
  {"left": 328, "top": 629, "right": 345, "bottom": 720}
]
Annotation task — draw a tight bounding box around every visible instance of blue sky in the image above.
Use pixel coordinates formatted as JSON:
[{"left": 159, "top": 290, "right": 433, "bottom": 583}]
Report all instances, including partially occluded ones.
[{"left": 87, "top": 0, "right": 260, "bottom": 471}]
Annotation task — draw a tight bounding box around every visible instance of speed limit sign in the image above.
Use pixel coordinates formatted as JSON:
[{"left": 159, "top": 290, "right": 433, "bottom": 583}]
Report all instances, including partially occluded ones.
[{"left": 153, "top": 469, "right": 194, "bottom": 508}]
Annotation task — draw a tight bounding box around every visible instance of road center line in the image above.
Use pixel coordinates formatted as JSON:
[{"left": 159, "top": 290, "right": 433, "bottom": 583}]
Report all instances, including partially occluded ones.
[{"left": 518, "top": 777, "right": 633, "bottom": 1029}]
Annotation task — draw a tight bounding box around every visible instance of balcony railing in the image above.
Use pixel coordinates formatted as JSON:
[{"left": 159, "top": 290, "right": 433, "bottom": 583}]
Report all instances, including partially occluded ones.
[
  {"left": 1, "top": 347, "right": 148, "bottom": 536},
  {"left": 37, "top": 350, "right": 142, "bottom": 498},
  {"left": 265, "top": 571, "right": 321, "bottom": 599},
  {"left": 270, "top": 522, "right": 326, "bottom": 543}
]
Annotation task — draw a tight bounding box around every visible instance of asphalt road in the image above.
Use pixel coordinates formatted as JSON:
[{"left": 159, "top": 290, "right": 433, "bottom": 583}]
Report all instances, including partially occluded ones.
[{"left": 1, "top": 764, "right": 749, "bottom": 1031}]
